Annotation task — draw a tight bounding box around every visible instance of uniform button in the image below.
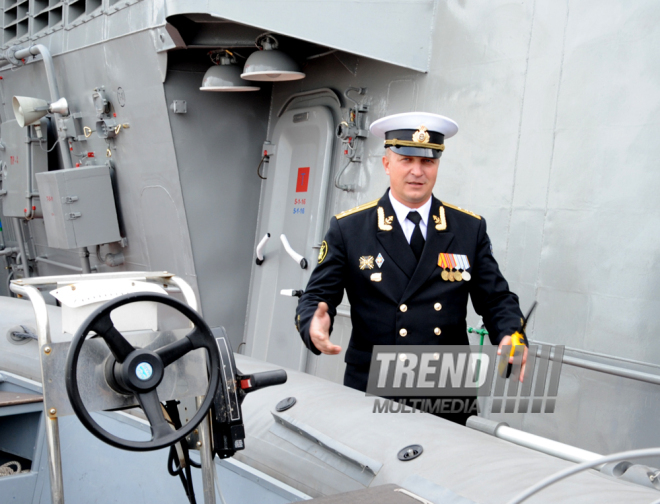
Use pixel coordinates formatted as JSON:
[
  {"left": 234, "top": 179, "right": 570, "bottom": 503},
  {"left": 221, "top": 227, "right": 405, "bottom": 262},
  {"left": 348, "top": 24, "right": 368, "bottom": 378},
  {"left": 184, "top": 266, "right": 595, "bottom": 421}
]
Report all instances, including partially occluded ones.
[
  {"left": 399, "top": 328, "right": 408, "bottom": 337},
  {"left": 434, "top": 327, "right": 441, "bottom": 336},
  {"left": 400, "top": 304, "right": 408, "bottom": 312},
  {"left": 434, "top": 303, "right": 442, "bottom": 311}
]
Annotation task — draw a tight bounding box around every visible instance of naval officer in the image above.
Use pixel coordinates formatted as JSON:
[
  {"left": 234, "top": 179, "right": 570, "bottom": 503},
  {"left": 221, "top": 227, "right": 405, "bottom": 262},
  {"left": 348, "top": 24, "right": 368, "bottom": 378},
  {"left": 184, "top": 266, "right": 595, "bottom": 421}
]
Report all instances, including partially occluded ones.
[{"left": 295, "top": 112, "right": 525, "bottom": 425}]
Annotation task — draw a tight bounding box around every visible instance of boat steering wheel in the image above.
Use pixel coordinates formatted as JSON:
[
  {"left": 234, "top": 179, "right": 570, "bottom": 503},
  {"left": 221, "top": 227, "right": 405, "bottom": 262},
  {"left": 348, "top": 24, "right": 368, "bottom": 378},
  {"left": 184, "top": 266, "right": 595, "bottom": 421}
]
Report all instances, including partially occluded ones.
[{"left": 65, "top": 292, "right": 221, "bottom": 451}]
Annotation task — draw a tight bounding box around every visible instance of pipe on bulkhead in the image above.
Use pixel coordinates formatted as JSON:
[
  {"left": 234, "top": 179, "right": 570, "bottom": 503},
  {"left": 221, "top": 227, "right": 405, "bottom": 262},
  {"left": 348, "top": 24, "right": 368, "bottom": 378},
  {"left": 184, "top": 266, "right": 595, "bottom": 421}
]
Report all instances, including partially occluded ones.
[
  {"left": 78, "top": 247, "right": 91, "bottom": 274},
  {"left": 35, "top": 256, "right": 81, "bottom": 273},
  {"left": 12, "top": 218, "right": 29, "bottom": 279}
]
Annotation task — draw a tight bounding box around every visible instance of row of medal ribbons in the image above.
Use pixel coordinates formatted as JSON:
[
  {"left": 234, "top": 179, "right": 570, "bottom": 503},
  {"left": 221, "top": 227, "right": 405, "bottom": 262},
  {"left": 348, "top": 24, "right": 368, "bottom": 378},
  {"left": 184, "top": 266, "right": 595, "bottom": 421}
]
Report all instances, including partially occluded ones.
[{"left": 438, "top": 253, "right": 471, "bottom": 282}]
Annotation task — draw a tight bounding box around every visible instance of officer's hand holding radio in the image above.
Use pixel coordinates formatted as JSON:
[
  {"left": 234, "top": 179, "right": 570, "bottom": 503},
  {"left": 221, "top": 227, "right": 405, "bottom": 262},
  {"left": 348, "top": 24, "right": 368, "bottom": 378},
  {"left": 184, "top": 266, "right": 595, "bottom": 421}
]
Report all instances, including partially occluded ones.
[{"left": 497, "top": 335, "right": 528, "bottom": 383}]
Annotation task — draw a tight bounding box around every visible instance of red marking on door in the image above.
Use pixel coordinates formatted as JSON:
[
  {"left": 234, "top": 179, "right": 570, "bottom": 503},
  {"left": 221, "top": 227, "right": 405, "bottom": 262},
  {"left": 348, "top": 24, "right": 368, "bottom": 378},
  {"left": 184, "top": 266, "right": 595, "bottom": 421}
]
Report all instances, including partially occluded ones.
[{"left": 296, "top": 167, "right": 310, "bottom": 193}]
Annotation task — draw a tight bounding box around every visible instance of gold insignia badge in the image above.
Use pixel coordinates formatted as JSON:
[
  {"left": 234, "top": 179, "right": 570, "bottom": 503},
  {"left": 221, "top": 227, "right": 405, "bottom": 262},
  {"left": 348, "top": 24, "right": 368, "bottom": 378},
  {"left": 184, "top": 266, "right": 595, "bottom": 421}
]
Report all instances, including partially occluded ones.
[
  {"left": 370, "top": 272, "right": 382, "bottom": 282},
  {"left": 433, "top": 206, "right": 447, "bottom": 231},
  {"left": 412, "top": 125, "right": 430, "bottom": 144},
  {"left": 318, "top": 240, "right": 328, "bottom": 264},
  {"left": 377, "top": 207, "right": 393, "bottom": 231},
  {"left": 359, "top": 256, "right": 374, "bottom": 270}
]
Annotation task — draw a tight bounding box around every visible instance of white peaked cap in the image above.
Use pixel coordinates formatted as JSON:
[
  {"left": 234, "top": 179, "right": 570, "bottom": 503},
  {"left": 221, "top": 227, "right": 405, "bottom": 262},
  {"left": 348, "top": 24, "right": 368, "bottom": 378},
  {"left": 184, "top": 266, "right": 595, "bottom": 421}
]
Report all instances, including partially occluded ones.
[{"left": 369, "top": 112, "right": 459, "bottom": 139}]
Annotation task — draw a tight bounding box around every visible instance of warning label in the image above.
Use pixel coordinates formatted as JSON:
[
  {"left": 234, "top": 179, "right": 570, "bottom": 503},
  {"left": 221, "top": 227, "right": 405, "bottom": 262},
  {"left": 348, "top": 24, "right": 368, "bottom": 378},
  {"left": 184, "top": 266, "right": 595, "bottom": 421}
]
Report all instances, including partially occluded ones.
[{"left": 296, "top": 167, "right": 310, "bottom": 193}]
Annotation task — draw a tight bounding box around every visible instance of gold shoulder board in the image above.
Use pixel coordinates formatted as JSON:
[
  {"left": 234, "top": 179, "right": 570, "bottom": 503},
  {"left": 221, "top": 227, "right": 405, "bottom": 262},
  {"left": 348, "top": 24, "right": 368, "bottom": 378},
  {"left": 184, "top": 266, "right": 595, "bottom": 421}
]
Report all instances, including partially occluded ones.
[
  {"left": 335, "top": 199, "right": 379, "bottom": 220},
  {"left": 442, "top": 201, "right": 482, "bottom": 220}
]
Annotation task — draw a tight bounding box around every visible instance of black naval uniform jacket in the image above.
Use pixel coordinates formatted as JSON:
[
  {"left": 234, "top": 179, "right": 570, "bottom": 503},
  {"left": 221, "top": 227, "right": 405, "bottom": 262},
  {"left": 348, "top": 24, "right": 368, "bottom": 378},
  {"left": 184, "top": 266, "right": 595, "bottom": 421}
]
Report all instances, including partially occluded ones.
[{"left": 296, "top": 190, "right": 523, "bottom": 392}]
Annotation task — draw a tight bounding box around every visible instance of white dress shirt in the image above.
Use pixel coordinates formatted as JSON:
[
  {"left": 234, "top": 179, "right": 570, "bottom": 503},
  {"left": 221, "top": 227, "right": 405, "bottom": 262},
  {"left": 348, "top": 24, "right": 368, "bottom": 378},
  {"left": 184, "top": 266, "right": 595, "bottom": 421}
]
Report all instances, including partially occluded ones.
[{"left": 388, "top": 191, "right": 432, "bottom": 244}]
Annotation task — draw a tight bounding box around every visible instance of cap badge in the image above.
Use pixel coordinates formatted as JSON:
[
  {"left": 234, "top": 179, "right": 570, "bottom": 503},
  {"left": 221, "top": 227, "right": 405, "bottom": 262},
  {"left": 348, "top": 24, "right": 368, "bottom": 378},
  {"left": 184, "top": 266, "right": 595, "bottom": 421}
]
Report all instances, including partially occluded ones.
[{"left": 412, "top": 125, "right": 430, "bottom": 144}]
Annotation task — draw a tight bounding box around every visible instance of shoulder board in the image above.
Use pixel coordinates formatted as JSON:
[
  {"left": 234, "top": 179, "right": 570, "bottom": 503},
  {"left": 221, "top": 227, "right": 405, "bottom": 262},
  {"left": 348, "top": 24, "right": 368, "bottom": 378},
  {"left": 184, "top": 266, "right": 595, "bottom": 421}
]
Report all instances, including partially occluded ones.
[
  {"left": 335, "top": 199, "right": 379, "bottom": 220},
  {"left": 442, "top": 201, "right": 482, "bottom": 220}
]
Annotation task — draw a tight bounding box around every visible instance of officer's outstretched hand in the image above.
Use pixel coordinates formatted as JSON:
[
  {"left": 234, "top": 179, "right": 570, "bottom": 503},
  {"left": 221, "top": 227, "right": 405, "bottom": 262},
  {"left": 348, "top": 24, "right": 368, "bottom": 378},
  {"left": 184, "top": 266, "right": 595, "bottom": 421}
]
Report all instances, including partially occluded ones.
[
  {"left": 497, "top": 335, "right": 528, "bottom": 383},
  {"left": 310, "top": 302, "right": 342, "bottom": 355}
]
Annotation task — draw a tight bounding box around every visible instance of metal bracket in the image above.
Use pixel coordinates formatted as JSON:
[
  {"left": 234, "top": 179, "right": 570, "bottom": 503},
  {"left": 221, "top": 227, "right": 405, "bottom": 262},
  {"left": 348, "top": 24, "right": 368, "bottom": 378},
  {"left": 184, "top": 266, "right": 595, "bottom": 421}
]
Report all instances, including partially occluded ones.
[
  {"left": 262, "top": 142, "right": 276, "bottom": 157},
  {"left": 60, "top": 115, "right": 88, "bottom": 142},
  {"left": 170, "top": 100, "right": 187, "bottom": 114},
  {"left": 65, "top": 212, "right": 81, "bottom": 220},
  {"left": 63, "top": 196, "right": 78, "bottom": 204},
  {"left": 5, "top": 45, "right": 24, "bottom": 66}
]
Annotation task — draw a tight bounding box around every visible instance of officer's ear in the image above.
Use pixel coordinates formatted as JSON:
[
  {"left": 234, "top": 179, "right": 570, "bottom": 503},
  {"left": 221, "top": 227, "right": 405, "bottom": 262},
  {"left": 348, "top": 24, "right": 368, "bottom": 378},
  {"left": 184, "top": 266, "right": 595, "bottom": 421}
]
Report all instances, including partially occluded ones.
[{"left": 382, "top": 148, "right": 391, "bottom": 175}]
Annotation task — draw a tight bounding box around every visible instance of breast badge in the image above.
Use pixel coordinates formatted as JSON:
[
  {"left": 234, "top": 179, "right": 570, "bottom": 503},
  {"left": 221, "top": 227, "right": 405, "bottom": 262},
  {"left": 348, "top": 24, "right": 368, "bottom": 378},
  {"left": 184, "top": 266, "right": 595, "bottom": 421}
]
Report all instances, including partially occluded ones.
[
  {"left": 359, "top": 256, "right": 374, "bottom": 270},
  {"left": 438, "top": 253, "right": 471, "bottom": 282},
  {"left": 370, "top": 272, "right": 382, "bottom": 282},
  {"left": 318, "top": 240, "right": 328, "bottom": 264},
  {"left": 376, "top": 253, "right": 384, "bottom": 268}
]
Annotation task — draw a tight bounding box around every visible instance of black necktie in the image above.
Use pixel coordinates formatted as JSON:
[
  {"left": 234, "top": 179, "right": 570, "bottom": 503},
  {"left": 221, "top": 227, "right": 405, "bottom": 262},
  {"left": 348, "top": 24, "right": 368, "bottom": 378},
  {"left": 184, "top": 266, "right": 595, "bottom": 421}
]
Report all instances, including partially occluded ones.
[{"left": 407, "top": 211, "right": 425, "bottom": 261}]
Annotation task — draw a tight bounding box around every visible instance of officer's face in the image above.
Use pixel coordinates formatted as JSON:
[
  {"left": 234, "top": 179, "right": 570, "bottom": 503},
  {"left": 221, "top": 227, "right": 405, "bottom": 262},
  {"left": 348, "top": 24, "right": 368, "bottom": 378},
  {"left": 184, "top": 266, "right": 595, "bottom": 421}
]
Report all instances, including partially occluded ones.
[{"left": 383, "top": 149, "right": 439, "bottom": 208}]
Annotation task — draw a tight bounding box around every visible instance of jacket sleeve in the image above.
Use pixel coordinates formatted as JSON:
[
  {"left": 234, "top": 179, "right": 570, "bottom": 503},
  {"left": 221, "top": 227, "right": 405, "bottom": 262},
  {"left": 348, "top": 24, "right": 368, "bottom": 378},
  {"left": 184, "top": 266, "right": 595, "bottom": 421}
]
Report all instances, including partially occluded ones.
[
  {"left": 468, "top": 217, "right": 524, "bottom": 345},
  {"left": 295, "top": 217, "right": 347, "bottom": 354}
]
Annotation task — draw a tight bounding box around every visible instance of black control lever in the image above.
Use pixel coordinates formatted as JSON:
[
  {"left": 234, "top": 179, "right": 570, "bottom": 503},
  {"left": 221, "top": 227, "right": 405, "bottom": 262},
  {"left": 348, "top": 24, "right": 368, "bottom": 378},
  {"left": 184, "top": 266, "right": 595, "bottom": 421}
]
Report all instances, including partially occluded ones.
[
  {"left": 238, "top": 370, "right": 287, "bottom": 394},
  {"left": 209, "top": 329, "right": 289, "bottom": 459}
]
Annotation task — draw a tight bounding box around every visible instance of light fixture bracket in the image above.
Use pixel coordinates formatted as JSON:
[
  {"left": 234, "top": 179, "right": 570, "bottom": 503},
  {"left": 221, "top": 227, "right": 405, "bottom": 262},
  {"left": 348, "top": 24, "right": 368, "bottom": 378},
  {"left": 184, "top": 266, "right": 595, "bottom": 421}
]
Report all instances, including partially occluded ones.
[
  {"left": 256, "top": 34, "right": 278, "bottom": 51},
  {"left": 209, "top": 49, "right": 237, "bottom": 66}
]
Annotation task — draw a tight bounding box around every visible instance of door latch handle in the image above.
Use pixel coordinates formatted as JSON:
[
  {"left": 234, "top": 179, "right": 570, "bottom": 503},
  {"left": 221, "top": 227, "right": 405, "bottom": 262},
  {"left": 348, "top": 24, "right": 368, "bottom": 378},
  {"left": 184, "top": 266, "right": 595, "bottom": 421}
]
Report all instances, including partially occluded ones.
[
  {"left": 255, "top": 233, "right": 270, "bottom": 265},
  {"left": 280, "top": 289, "right": 304, "bottom": 298},
  {"left": 280, "top": 234, "right": 307, "bottom": 269}
]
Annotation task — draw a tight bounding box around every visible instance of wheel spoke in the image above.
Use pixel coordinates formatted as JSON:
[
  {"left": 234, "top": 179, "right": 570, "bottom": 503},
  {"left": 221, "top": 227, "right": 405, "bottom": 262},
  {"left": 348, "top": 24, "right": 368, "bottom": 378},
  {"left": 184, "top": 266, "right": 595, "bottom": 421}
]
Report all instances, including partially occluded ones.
[
  {"left": 136, "top": 390, "right": 172, "bottom": 440},
  {"left": 185, "top": 327, "right": 208, "bottom": 349},
  {"left": 91, "top": 315, "right": 135, "bottom": 362},
  {"left": 156, "top": 338, "right": 194, "bottom": 367}
]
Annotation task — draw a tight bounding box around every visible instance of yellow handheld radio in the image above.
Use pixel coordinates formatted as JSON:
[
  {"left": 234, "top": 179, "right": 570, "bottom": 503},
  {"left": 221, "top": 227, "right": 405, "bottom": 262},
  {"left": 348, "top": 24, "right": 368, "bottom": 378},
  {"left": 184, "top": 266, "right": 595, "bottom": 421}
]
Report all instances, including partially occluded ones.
[{"left": 499, "top": 301, "right": 537, "bottom": 378}]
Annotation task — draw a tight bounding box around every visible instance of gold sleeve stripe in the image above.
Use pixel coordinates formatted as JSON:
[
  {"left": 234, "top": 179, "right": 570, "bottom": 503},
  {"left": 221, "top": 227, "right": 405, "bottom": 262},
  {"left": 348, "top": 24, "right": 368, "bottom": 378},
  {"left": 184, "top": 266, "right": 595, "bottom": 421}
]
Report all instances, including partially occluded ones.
[
  {"left": 335, "top": 199, "right": 379, "bottom": 220},
  {"left": 442, "top": 201, "right": 482, "bottom": 220}
]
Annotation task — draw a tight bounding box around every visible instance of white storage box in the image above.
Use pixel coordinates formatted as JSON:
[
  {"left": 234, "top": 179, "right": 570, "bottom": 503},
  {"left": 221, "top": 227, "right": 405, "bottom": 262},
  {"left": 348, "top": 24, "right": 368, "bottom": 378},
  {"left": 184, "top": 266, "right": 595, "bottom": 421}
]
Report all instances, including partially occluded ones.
[{"left": 50, "top": 279, "right": 167, "bottom": 336}]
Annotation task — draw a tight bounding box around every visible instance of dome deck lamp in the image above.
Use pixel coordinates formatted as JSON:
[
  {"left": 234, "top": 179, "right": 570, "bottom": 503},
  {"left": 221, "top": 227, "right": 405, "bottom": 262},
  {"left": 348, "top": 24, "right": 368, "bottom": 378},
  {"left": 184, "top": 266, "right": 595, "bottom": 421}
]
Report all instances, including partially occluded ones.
[
  {"left": 241, "top": 34, "right": 305, "bottom": 82},
  {"left": 200, "top": 50, "right": 260, "bottom": 92}
]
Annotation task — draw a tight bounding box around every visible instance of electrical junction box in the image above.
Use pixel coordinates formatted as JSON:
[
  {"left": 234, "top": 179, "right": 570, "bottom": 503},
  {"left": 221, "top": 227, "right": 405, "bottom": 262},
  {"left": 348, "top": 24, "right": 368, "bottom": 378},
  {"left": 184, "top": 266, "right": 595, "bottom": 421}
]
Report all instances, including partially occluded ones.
[{"left": 35, "top": 165, "right": 121, "bottom": 249}]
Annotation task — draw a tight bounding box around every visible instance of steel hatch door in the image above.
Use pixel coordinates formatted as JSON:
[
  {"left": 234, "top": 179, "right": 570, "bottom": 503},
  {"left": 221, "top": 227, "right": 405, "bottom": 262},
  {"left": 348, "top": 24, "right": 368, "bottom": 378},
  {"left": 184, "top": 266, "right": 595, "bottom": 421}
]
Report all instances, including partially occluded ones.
[{"left": 247, "top": 106, "right": 334, "bottom": 371}]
